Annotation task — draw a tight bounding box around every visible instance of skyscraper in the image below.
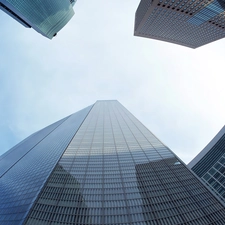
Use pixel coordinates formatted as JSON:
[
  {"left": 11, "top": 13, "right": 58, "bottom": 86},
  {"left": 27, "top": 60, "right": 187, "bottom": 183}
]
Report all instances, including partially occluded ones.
[
  {"left": 0, "top": 0, "right": 76, "bottom": 39},
  {"left": 134, "top": 0, "right": 225, "bottom": 48},
  {"left": 189, "top": 125, "right": 225, "bottom": 203},
  {"left": 1, "top": 100, "right": 225, "bottom": 225}
]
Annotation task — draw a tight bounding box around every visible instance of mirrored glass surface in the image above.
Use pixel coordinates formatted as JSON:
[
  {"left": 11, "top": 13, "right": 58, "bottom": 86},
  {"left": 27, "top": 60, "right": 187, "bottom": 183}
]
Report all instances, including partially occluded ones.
[
  {"left": 4, "top": 0, "right": 75, "bottom": 38},
  {"left": 0, "top": 105, "right": 92, "bottom": 225},
  {"left": 25, "top": 101, "right": 225, "bottom": 225}
]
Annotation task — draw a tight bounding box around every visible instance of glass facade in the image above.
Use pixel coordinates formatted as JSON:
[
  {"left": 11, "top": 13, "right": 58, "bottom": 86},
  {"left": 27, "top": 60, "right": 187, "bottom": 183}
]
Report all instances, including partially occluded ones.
[
  {"left": 3, "top": 100, "right": 221, "bottom": 225},
  {"left": 0, "top": 2, "right": 31, "bottom": 28},
  {"left": 190, "top": 130, "right": 225, "bottom": 204},
  {"left": 0, "top": 105, "right": 92, "bottom": 225},
  {"left": 202, "top": 153, "right": 225, "bottom": 202},
  {"left": 134, "top": 0, "right": 225, "bottom": 48},
  {"left": 188, "top": 0, "right": 224, "bottom": 25},
  {"left": 0, "top": 0, "right": 76, "bottom": 39}
]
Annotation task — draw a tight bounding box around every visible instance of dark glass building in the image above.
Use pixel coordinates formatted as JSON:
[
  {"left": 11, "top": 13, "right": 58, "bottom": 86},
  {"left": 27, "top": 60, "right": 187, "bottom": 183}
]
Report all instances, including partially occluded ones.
[
  {"left": 134, "top": 0, "right": 225, "bottom": 48},
  {"left": 0, "top": 0, "right": 76, "bottom": 39},
  {"left": 1, "top": 100, "right": 225, "bottom": 225},
  {"left": 189, "top": 126, "right": 225, "bottom": 204}
]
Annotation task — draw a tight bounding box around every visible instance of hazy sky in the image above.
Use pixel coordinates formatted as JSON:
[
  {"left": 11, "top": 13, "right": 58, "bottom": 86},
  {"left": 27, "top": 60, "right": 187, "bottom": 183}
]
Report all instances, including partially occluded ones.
[{"left": 1, "top": 0, "right": 225, "bottom": 164}]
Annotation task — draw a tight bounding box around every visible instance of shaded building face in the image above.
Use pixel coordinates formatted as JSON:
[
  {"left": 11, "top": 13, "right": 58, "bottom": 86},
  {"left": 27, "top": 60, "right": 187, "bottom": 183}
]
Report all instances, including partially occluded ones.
[
  {"left": 189, "top": 126, "right": 225, "bottom": 204},
  {"left": 0, "top": 0, "right": 76, "bottom": 39},
  {"left": 134, "top": 0, "right": 225, "bottom": 48},
  {"left": 1, "top": 100, "right": 225, "bottom": 225},
  {"left": 135, "top": 158, "right": 225, "bottom": 224},
  {"left": 25, "top": 164, "right": 92, "bottom": 225}
]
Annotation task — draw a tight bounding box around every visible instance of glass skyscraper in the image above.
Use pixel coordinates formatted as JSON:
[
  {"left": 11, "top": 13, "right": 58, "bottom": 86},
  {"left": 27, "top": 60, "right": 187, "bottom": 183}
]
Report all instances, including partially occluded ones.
[
  {"left": 1, "top": 100, "right": 225, "bottom": 225},
  {"left": 134, "top": 0, "right": 225, "bottom": 48},
  {"left": 0, "top": 0, "right": 76, "bottom": 39},
  {"left": 189, "top": 125, "right": 225, "bottom": 204}
]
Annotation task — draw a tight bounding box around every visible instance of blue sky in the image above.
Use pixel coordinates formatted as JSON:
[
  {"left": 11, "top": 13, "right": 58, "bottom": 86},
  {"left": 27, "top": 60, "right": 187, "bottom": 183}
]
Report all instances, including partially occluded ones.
[{"left": 1, "top": 0, "right": 225, "bottom": 164}]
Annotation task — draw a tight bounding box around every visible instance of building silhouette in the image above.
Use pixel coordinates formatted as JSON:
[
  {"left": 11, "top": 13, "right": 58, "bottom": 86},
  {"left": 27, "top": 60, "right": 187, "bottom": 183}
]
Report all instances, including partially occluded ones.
[
  {"left": 0, "top": 0, "right": 76, "bottom": 39},
  {"left": 1, "top": 100, "right": 225, "bottom": 225},
  {"left": 189, "top": 125, "right": 225, "bottom": 204},
  {"left": 134, "top": 0, "right": 225, "bottom": 48}
]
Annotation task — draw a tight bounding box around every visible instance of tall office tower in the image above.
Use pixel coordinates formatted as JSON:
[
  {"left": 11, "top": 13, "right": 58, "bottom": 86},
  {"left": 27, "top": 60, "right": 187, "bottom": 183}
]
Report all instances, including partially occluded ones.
[
  {"left": 134, "top": 0, "right": 225, "bottom": 48},
  {"left": 0, "top": 0, "right": 76, "bottom": 39},
  {"left": 189, "top": 126, "right": 225, "bottom": 204},
  {"left": 1, "top": 100, "right": 225, "bottom": 225}
]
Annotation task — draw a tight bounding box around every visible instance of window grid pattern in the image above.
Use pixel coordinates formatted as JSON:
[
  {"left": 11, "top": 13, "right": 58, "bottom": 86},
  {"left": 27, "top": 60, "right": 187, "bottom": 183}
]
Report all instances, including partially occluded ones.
[
  {"left": 207, "top": 11, "right": 225, "bottom": 27},
  {"left": 157, "top": 0, "right": 213, "bottom": 15},
  {"left": 202, "top": 153, "right": 225, "bottom": 203},
  {"left": 0, "top": 2, "right": 31, "bottom": 27},
  {"left": 134, "top": 0, "right": 225, "bottom": 48},
  {"left": 192, "top": 134, "right": 225, "bottom": 177},
  {"left": 188, "top": 0, "right": 224, "bottom": 25},
  {"left": 135, "top": 0, "right": 153, "bottom": 31},
  {"left": 0, "top": 116, "right": 69, "bottom": 177},
  {"left": 25, "top": 101, "right": 225, "bottom": 225},
  {"left": 0, "top": 105, "right": 92, "bottom": 225},
  {"left": 4, "top": 0, "right": 75, "bottom": 38}
]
